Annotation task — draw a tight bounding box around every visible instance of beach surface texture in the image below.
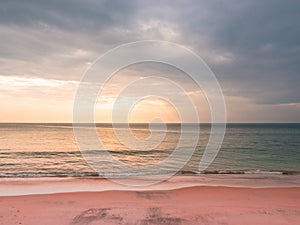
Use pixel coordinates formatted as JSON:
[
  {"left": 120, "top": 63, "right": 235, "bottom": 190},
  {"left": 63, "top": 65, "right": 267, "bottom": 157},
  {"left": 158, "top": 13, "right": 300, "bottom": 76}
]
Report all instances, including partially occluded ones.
[{"left": 0, "top": 175, "right": 299, "bottom": 225}]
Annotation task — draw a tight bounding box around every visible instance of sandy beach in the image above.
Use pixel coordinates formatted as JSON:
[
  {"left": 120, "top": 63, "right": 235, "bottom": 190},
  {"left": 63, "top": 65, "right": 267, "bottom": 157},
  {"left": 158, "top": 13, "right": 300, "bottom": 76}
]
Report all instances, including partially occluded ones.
[
  {"left": 0, "top": 175, "right": 299, "bottom": 225},
  {"left": 1, "top": 0, "right": 300, "bottom": 224}
]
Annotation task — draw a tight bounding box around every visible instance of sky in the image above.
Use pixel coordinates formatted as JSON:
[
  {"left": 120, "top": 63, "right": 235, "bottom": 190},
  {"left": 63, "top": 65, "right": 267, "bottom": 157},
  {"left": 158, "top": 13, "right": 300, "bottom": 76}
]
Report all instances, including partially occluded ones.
[{"left": 0, "top": 0, "right": 300, "bottom": 123}]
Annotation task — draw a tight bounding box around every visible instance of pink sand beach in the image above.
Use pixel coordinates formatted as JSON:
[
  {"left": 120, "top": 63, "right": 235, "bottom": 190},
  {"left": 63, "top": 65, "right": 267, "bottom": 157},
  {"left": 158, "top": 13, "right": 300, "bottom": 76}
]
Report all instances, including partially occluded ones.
[{"left": 0, "top": 175, "right": 299, "bottom": 225}]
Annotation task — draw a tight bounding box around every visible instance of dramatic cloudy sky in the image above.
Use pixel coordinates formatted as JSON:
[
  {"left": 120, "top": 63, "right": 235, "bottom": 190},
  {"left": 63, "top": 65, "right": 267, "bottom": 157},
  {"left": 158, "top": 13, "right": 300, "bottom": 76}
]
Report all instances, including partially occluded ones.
[{"left": 0, "top": 0, "right": 299, "bottom": 122}]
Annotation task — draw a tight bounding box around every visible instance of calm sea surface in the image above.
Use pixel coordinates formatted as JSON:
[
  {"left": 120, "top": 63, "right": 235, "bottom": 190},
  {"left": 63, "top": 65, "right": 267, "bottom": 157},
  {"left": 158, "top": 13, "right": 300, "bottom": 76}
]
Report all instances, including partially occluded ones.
[{"left": 0, "top": 123, "right": 299, "bottom": 177}]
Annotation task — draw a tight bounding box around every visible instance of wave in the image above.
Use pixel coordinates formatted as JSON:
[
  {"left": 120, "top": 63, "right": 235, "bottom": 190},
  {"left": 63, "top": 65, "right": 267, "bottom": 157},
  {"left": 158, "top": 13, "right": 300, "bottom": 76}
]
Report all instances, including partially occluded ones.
[
  {"left": 0, "top": 170, "right": 299, "bottom": 178},
  {"left": 0, "top": 149, "right": 173, "bottom": 157},
  {"left": 199, "top": 170, "right": 300, "bottom": 175},
  {"left": 0, "top": 172, "right": 99, "bottom": 178}
]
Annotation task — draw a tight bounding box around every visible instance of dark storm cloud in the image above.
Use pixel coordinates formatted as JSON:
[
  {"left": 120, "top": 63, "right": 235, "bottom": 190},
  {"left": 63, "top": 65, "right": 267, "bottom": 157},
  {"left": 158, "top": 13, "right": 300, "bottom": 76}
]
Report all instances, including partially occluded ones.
[
  {"left": 0, "top": 0, "right": 137, "bottom": 31},
  {"left": 0, "top": 0, "right": 300, "bottom": 108},
  {"left": 0, "top": 0, "right": 139, "bottom": 61},
  {"left": 144, "top": 0, "right": 300, "bottom": 105}
]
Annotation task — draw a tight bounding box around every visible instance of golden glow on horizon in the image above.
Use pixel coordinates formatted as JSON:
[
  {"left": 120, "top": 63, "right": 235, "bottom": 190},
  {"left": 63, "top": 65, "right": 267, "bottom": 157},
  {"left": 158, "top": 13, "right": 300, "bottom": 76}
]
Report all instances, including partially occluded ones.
[
  {"left": 94, "top": 97, "right": 181, "bottom": 123},
  {"left": 1, "top": 72, "right": 299, "bottom": 123},
  {"left": 129, "top": 97, "right": 181, "bottom": 123}
]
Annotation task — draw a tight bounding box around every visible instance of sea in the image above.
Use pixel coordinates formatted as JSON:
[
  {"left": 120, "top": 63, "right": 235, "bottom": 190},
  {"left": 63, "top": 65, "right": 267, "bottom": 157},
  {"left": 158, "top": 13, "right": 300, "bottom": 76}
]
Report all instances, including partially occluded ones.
[{"left": 0, "top": 123, "right": 299, "bottom": 178}]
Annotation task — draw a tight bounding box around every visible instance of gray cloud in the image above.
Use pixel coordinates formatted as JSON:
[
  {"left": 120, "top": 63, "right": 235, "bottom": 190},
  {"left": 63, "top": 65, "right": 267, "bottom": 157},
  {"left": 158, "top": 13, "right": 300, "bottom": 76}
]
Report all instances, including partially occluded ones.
[
  {"left": 155, "top": 0, "right": 300, "bottom": 105},
  {"left": 0, "top": 0, "right": 300, "bottom": 121},
  {"left": 120, "top": 1, "right": 300, "bottom": 105},
  {"left": 0, "top": 0, "right": 137, "bottom": 31}
]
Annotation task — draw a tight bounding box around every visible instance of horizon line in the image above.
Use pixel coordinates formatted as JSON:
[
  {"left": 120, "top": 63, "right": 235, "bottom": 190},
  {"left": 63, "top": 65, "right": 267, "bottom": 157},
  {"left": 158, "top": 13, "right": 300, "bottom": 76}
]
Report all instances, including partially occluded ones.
[{"left": 1, "top": 122, "right": 300, "bottom": 124}]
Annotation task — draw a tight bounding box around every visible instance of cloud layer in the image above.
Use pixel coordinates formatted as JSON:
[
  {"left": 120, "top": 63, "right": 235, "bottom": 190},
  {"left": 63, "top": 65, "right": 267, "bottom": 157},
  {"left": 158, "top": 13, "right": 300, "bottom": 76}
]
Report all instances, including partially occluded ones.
[{"left": 0, "top": 0, "right": 299, "bottom": 122}]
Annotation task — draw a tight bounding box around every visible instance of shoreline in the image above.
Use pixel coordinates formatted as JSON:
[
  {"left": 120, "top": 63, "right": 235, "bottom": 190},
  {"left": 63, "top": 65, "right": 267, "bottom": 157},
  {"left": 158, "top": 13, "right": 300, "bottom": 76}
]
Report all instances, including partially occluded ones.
[{"left": 1, "top": 174, "right": 300, "bottom": 196}]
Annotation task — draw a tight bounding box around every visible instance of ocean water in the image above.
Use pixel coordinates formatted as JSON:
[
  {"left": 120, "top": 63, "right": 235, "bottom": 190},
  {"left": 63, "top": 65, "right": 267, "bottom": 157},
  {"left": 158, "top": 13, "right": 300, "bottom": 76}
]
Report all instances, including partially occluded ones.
[{"left": 0, "top": 123, "right": 299, "bottom": 177}]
